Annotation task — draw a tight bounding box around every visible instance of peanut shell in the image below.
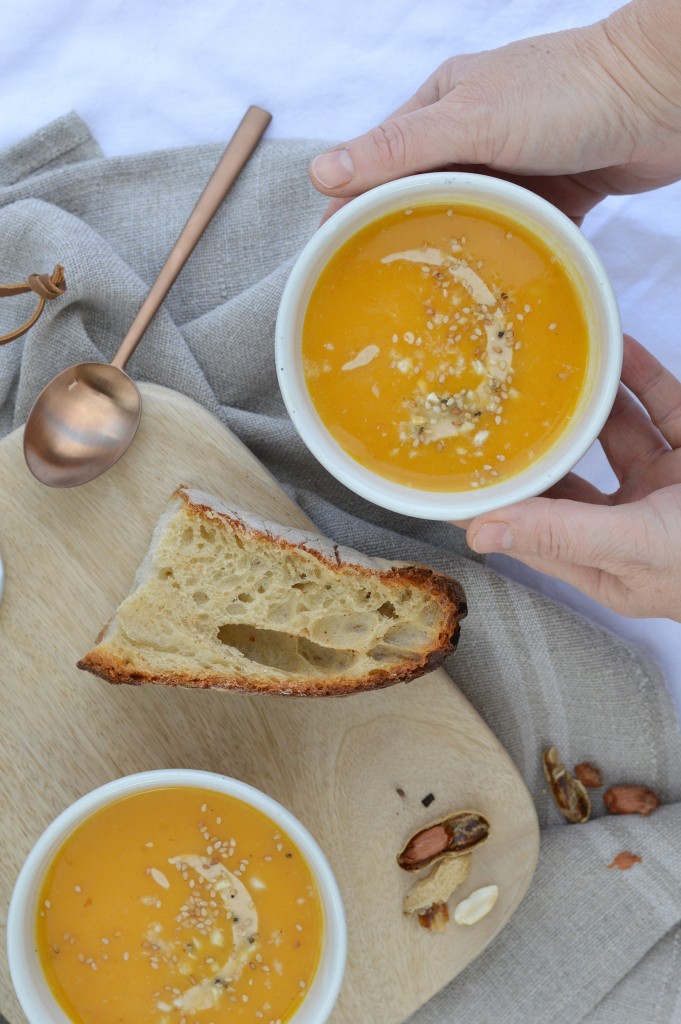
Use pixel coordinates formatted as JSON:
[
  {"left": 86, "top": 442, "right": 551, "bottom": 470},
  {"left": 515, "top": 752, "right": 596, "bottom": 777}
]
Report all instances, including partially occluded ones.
[
  {"left": 403, "top": 853, "right": 471, "bottom": 915},
  {"left": 543, "top": 746, "right": 591, "bottom": 824},
  {"left": 398, "top": 811, "right": 490, "bottom": 871}
]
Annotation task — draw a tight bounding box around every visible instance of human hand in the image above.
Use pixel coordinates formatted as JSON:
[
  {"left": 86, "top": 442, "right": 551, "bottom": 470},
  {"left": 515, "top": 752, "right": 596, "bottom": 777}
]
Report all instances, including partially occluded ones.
[
  {"left": 465, "top": 335, "right": 681, "bottom": 621},
  {"left": 309, "top": 0, "right": 681, "bottom": 223}
]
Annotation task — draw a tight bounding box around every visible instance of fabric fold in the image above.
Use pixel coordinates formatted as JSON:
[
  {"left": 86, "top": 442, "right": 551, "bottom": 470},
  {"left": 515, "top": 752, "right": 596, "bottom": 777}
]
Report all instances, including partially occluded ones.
[{"left": 0, "top": 113, "right": 102, "bottom": 186}]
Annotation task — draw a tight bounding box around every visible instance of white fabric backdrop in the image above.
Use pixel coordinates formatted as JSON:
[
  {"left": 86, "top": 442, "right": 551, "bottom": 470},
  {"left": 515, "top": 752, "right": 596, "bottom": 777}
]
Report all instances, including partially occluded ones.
[{"left": 2, "top": 0, "right": 679, "bottom": 713}]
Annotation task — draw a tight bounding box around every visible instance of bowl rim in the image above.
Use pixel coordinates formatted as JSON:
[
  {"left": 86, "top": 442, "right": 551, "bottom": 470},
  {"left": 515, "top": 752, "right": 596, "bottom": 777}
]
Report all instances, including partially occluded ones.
[
  {"left": 7, "top": 768, "right": 347, "bottom": 1024},
  {"left": 276, "top": 171, "right": 622, "bottom": 520}
]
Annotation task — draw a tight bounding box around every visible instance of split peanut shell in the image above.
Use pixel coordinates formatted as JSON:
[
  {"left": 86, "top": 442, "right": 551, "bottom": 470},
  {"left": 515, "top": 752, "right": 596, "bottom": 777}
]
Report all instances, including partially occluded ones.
[
  {"left": 543, "top": 746, "right": 591, "bottom": 824},
  {"left": 398, "top": 811, "right": 490, "bottom": 871},
  {"left": 403, "top": 853, "right": 472, "bottom": 915}
]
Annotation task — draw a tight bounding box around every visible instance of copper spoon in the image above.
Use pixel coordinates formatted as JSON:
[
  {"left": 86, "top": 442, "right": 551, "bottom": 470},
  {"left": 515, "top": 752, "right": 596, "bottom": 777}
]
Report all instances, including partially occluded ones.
[{"left": 23, "top": 105, "right": 272, "bottom": 487}]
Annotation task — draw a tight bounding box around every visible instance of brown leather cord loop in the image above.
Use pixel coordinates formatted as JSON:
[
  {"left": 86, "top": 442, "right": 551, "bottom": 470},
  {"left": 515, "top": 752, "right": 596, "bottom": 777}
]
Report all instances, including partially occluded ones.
[{"left": 0, "top": 264, "right": 66, "bottom": 345}]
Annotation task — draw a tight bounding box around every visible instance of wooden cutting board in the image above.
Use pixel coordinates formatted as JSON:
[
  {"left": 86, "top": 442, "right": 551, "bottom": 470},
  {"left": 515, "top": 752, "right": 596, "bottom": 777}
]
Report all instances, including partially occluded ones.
[{"left": 0, "top": 383, "right": 539, "bottom": 1024}]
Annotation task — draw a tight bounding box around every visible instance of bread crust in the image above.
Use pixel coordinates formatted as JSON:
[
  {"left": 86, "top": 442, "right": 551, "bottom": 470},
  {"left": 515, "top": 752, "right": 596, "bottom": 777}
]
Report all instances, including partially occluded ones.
[
  {"left": 77, "top": 630, "right": 462, "bottom": 696},
  {"left": 77, "top": 487, "right": 467, "bottom": 696}
]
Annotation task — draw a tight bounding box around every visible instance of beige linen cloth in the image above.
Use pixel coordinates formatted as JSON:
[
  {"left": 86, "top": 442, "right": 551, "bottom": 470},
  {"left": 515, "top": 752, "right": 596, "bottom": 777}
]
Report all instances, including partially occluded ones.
[{"left": 1, "top": 115, "right": 680, "bottom": 1024}]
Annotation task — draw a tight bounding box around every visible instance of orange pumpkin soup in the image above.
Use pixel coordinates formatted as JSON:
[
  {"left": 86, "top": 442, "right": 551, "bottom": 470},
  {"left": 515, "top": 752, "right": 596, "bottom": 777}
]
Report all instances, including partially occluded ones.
[
  {"left": 36, "top": 788, "right": 322, "bottom": 1023},
  {"left": 303, "top": 203, "right": 589, "bottom": 491}
]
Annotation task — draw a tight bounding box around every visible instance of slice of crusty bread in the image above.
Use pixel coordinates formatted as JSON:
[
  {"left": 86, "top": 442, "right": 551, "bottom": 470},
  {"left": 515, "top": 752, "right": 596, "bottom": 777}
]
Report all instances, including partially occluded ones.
[{"left": 78, "top": 486, "right": 467, "bottom": 696}]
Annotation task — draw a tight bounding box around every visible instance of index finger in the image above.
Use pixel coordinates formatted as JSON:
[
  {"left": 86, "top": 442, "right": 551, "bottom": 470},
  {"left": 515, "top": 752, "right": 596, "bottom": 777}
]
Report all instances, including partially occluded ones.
[{"left": 389, "top": 54, "right": 478, "bottom": 119}]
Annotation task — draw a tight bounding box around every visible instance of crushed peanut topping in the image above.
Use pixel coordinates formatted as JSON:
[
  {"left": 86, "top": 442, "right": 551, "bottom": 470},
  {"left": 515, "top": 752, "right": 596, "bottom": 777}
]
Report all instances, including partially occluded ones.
[
  {"left": 303, "top": 204, "right": 589, "bottom": 492},
  {"left": 379, "top": 245, "right": 521, "bottom": 480}
]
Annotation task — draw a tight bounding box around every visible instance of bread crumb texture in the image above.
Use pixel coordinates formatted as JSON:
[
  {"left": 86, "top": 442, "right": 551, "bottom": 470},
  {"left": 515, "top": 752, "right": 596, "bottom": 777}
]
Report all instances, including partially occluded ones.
[{"left": 78, "top": 487, "right": 467, "bottom": 695}]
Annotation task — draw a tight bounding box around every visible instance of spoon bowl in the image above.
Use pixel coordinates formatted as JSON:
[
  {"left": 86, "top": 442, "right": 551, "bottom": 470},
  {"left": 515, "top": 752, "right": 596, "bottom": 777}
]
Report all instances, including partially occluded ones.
[
  {"left": 23, "top": 363, "right": 141, "bottom": 487},
  {"left": 23, "top": 105, "right": 271, "bottom": 488}
]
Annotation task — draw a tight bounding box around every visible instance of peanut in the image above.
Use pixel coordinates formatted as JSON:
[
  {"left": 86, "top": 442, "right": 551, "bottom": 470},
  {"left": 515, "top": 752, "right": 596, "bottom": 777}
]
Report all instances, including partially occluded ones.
[
  {"left": 398, "top": 825, "right": 449, "bottom": 868},
  {"left": 574, "top": 762, "right": 602, "bottom": 788},
  {"left": 453, "top": 885, "right": 499, "bottom": 926},
  {"left": 608, "top": 851, "right": 642, "bottom": 871},
  {"left": 603, "top": 785, "right": 660, "bottom": 816}
]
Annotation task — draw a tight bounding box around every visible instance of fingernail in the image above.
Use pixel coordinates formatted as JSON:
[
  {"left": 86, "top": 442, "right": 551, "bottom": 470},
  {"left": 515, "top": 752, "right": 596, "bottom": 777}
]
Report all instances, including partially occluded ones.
[
  {"left": 471, "top": 522, "right": 513, "bottom": 553},
  {"left": 311, "top": 149, "right": 355, "bottom": 189}
]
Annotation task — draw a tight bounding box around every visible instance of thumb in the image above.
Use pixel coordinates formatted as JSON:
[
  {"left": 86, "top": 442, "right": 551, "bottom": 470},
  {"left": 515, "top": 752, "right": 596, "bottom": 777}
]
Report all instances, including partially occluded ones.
[
  {"left": 466, "top": 497, "right": 630, "bottom": 572},
  {"left": 309, "top": 101, "right": 480, "bottom": 197}
]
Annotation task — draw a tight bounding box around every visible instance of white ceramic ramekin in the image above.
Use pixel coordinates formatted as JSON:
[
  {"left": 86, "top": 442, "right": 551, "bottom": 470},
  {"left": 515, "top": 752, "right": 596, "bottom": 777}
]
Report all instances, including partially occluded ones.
[
  {"left": 276, "top": 172, "right": 622, "bottom": 520},
  {"left": 8, "top": 769, "right": 347, "bottom": 1024}
]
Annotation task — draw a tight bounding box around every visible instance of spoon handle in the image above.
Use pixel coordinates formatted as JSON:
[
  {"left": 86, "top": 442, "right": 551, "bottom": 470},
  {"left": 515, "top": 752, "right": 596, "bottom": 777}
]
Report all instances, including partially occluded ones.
[{"left": 111, "top": 105, "right": 272, "bottom": 371}]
